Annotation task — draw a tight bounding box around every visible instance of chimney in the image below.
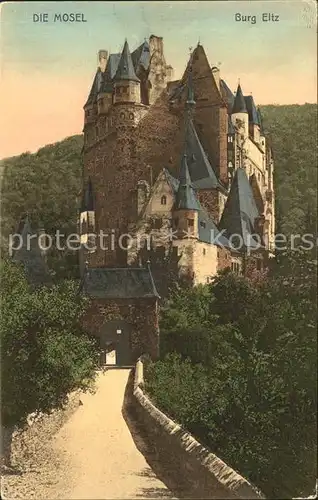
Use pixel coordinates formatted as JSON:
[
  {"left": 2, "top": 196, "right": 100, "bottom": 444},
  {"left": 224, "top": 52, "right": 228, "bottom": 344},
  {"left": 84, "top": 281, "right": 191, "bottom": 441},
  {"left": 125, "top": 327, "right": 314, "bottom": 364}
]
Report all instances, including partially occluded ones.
[{"left": 98, "top": 50, "right": 108, "bottom": 72}]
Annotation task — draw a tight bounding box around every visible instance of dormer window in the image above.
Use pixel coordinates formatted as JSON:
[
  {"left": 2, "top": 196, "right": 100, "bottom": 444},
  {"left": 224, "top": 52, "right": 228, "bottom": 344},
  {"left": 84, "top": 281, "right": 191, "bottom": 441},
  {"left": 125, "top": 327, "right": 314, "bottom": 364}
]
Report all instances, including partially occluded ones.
[
  {"left": 161, "top": 195, "right": 167, "bottom": 205},
  {"left": 200, "top": 221, "right": 206, "bottom": 228}
]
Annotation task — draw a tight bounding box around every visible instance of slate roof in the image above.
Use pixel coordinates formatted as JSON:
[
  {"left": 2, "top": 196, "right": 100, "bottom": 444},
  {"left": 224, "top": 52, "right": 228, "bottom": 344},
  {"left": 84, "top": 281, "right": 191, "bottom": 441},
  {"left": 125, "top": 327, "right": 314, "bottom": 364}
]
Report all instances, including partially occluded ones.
[
  {"left": 82, "top": 267, "right": 160, "bottom": 299},
  {"left": 104, "top": 53, "right": 121, "bottom": 80},
  {"left": 175, "top": 154, "right": 201, "bottom": 211},
  {"left": 114, "top": 40, "right": 140, "bottom": 82},
  {"left": 185, "top": 120, "right": 221, "bottom": 189},
  {"left": 232, "top": 84, "right": 248, "bottom": 114},
  {"left": 220, "top": 80, "right": 235, "bottom": 112},
  {"left": 244, "top": 95, "right": 259, "bottom": 125},
  {"left": 81, "top": 177, "right": 94, "bottom": 212},
  {"left": 219, "top": 168, "right": 262, "bottom": 249},
  {"left": 198, "top": 209, "right": 230, "bottom": 248},
  {"left": 164, "top": 168, "right": 180, "bottom": 193},
  {"left": 162, "top": 169, "right": 230, "bottom": 248},
  {"left": 84, "top": 68, "right": 103, "bottom": 107},
  {"left": 12, "top": 216, "right": 51, "bottom": 286},
  {"left": 131, "top": 41, "right": 151, "bottom": 71}
]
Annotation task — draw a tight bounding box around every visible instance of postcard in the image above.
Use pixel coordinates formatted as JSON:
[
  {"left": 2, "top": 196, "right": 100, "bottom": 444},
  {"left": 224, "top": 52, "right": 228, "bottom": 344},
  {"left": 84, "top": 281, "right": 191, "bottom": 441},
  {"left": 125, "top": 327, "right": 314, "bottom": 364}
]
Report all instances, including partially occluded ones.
[{"left": 1, "top": 2, "right": 317, "bottom": 500}]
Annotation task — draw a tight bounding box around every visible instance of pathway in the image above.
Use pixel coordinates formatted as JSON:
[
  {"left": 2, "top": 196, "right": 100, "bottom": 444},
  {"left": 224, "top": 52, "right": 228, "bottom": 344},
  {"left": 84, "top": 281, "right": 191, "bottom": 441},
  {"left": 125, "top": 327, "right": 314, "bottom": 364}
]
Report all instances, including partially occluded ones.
[{"left": 51, "top": 369, "right": 175, "bottom": 499}]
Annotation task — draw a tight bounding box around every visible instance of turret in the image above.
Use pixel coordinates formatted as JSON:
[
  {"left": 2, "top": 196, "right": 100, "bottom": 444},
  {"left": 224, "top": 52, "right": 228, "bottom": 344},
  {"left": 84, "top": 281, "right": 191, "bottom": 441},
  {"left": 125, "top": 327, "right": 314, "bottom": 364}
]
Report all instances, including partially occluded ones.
[
  {"left": 245, "top": 95, "right": 260, "bottom": 143},
  {"left": 231, "top": 83, "right": 248, "bottom": 139},
  {"left": 173, "top": 154, "right": 200, "bottom": 239},
  {"left": 113, "top": 40, "right": 141, "bottom": 104}
]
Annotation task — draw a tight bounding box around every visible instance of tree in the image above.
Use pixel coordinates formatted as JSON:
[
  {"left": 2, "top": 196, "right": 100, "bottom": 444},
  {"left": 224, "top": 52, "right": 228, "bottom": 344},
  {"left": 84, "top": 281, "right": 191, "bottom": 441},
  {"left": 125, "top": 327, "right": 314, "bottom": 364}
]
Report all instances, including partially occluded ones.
[{"left": 0, "top": 259, "right": 99, "bottom": 430}]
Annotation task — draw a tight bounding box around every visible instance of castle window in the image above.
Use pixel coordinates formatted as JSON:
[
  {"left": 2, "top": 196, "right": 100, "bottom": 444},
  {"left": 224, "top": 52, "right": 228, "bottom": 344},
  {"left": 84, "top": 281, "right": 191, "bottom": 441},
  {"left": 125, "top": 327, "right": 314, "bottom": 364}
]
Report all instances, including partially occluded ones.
[
  {"left": 206, "top": 277, "right": 210, "bottom": 283},
  {"left": 161, "top": 195, "right": 167, "bottom": 205},
  {"left": 129, "top": 112, "right": 134, "bottom": 120},
  {"left": 153, "top": 218, "right": 163, "bottom": 229},
  {"left": 203, "top": 248, "right": 206, "bottom": 256},
  {"left": 120, "top": 112, "right": 125, "bottom": 120},
  {"left": 188, "top": 219, "right": 194, "bottom": 230},
  {"left": 231, "top": 262, "right": 241, "bottom": 275}
]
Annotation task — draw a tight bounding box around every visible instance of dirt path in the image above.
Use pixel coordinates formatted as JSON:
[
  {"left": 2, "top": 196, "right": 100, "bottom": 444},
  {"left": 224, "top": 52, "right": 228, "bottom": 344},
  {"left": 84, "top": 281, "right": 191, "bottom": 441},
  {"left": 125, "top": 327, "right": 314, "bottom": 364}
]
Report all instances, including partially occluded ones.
[
  {"left": 52, "top": 369, "right": 175, "bottom": 499},
  {"left": 2, "top": 369, "right": 175, "bottom": 500}
]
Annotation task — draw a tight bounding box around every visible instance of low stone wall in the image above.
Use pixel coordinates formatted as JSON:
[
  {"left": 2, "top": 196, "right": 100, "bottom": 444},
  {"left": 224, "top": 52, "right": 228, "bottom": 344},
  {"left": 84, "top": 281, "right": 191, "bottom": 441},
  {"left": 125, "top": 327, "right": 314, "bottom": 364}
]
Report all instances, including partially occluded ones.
[{"left": 133, "top": 359, "right": 265, "bottom": 500}]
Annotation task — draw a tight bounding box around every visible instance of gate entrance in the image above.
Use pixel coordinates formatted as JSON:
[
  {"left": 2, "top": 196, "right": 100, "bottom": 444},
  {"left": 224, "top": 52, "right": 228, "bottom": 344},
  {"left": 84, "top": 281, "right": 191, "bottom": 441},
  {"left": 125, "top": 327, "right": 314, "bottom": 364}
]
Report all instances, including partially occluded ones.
[{"left": 99, "top": 320, "right": 133, "bottom": 367}]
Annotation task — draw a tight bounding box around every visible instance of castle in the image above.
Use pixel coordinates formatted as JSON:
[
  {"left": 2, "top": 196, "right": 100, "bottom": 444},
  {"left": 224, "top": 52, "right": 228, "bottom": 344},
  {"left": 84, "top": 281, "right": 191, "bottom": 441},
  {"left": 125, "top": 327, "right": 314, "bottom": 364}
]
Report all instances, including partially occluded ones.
[{"left": 79, "top": 35, "right": 275, "bottom": 364}]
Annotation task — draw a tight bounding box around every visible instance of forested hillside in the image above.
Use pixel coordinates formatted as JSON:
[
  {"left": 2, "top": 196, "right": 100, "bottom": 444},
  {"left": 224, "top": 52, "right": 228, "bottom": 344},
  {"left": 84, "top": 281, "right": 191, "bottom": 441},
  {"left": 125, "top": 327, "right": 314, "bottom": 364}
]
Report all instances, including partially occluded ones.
[
  {"left": 1, "top": 104, "right": 317, "bottom": 274},
  {"left": 261, "top": 104, "right": 317, "bottom": 236}
]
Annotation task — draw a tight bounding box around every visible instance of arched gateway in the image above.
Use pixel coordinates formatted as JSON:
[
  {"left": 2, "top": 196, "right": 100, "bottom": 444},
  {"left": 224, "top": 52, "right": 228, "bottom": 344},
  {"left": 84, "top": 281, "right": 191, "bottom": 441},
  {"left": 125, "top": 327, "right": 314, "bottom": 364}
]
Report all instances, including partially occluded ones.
[{"left": 81, "top": 266, "right": 160, "bottom": 367}]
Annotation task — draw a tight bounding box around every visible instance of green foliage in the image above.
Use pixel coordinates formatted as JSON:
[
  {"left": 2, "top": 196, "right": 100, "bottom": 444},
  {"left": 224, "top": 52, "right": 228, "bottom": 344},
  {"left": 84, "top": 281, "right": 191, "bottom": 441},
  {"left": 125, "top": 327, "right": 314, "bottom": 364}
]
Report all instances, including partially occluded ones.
[
  {"left": 0, "top": 259, "right": 99, "bottom": 428},
  {"left": 261, "top": 104, "right": 317, "bottom": 236},
  {"left": 147, "top": 251, "right": 317, "bottom": 499},
  {"left": 0, "top": 135, "right": 83, "bottom": 278}
]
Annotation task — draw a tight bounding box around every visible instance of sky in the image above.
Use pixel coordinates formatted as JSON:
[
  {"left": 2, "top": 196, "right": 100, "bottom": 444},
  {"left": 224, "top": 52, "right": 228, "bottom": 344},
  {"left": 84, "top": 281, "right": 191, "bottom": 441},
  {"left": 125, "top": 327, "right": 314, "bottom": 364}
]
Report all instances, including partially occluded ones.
[{"left": 0, "top": 0, "right": 317, "bottom": 159}]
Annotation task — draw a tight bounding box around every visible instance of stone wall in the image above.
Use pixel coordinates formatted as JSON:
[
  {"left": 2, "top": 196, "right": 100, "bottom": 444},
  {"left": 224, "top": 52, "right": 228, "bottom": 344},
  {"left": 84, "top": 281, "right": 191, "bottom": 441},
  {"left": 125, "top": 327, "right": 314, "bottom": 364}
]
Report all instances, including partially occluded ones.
[
  {"left": 82, "top": 297, "right": 159, "bottom": 361},
  {"left": 133, "top": 359, "right": 265, "bottom": 500}
]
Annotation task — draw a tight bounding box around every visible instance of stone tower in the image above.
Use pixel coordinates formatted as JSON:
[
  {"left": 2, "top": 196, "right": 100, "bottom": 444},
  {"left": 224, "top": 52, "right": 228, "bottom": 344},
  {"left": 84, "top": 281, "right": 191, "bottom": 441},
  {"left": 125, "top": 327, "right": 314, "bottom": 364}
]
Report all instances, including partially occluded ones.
[{"left": 80, "top": 37, "right": 174, "bottom": 269}]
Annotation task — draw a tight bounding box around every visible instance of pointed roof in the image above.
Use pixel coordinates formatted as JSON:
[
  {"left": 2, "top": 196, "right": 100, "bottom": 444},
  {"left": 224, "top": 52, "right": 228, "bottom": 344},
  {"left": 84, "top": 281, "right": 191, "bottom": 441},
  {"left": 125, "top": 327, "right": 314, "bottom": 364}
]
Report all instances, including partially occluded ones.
[
  {"left": 175, "top": 154, "right": 200, "bottom": 211},
  {"left": 244, "top": 95, "right": 259, "bottom": 125},
  {"left": 220, "top": 79, "right": 235, "bottom": 112},
  {"left": 219, "top": 168, "right": 261, "bottom": 250},
  {"left": 186, "top": 120, "right": 221, "bottom": 189},
  {"left": 104, "top": 53, "right": 121, "bottom": 80},
  {"left": 12, "top": 216, "right": 51, "bottom": 286},
  {"left": 232, "top": 84, "right": 248, "bottom": 114},
  {"left": 131, "top": 40, "right": 151, "bottom": 71},
  {"left": 84, "top": 68, "right": 103, "bottom": 107},
  {"left": 81, "top": 177, "right": 94, "bottom": 212},
  {"left": 114, "top": 40, "right": 140, "bottom": 82},
  {"left": 198, "top": 209, "right": 230, "bottom": 248},
  {"left": 160, "top": 169, "right": 230, "bottom": 248}
]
